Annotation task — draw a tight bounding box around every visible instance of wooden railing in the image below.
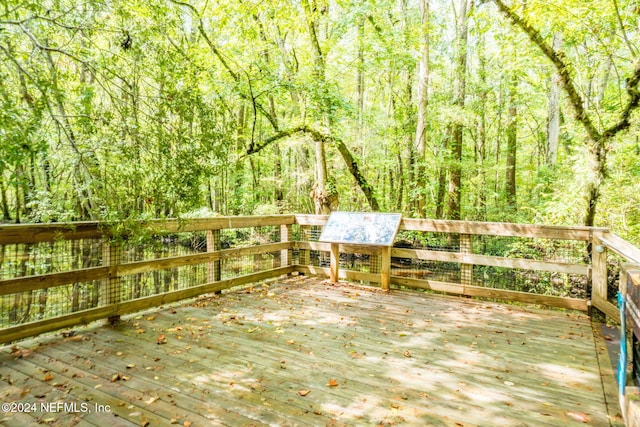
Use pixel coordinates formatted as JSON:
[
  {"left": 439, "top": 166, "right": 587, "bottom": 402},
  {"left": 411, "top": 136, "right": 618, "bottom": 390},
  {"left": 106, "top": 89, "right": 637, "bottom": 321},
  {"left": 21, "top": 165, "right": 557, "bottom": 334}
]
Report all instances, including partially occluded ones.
[{"left": 1, "top": 214, "right": 639, "bottom": 345}]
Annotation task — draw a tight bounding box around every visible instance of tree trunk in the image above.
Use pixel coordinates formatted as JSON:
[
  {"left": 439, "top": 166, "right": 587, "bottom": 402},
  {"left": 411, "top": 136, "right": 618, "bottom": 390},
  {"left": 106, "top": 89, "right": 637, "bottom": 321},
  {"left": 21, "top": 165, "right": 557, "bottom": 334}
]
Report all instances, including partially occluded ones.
[
  {"left": 446, "top": 0, "right": 470, "bottom": 221},
  {"left": 546, "top": 32, "right": 562, "bottom": 167},
  {"left": 475, "top": 33, "right": 488, "bottom": 221},
  {"left": 491, "top": 0, "right": 640, "bottom": 227},
  {"left": 413, "top": 0, "right": 430, "bottom": 217},
  {"left": 505, "top": 74, "right": 517, "bottom": 209},
  {"left": 356, "top": 16, "right": 366, "bottom": 138}
]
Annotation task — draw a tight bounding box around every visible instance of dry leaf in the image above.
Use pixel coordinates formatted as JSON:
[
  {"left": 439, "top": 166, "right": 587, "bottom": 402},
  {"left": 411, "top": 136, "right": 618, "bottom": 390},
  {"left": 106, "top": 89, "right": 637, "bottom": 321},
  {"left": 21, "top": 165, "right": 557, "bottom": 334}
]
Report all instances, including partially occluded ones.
[
  {"left": 10, "top": 347, "right": 31, "bottom": 359},
  {"left": 566, "top": 412, "right": 591, "bottom": 423},
  {"left": 183, "top": 422, "right": 192, "bottom": 427},
  {"left": 327, "top": 379, "right": 339, "bottom": 387},
  {"left": 43, "top": 373, "right": 54, "bottom": 382},
  {"left": 157, "top": 334, "right": 167, "bottom": 345},
  {"left": 298, "top": 389, "right": 311, "bottom": 396}
]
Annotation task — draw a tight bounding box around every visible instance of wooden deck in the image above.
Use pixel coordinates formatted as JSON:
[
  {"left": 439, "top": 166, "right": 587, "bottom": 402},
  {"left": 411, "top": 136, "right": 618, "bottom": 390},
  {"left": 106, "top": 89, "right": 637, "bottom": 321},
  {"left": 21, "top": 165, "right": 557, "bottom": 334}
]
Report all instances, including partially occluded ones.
[{"left": 1, "top": 276, "right": 622, "bottom": 426}]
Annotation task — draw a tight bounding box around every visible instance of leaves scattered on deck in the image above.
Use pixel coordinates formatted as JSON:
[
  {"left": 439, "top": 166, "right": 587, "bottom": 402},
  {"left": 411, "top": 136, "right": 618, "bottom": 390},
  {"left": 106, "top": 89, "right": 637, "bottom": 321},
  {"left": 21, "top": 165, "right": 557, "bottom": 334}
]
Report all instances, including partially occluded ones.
[{"left": 0, "top": 276, "right": 613, "bottom": 426}]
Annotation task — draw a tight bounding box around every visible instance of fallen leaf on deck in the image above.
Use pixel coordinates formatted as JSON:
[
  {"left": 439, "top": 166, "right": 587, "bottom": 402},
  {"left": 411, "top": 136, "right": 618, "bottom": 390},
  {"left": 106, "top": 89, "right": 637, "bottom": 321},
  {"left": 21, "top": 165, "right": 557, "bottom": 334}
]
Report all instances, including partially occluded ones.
[
  {"left": 43, "top": 373, "right": 54, "bottom": 382},
  {"left": 327, "top": 379, "right": 339, "bottom": 387},
  {"left": 157, "top": 334, "right": 167, "bottom": 345},
  {"left": 111, "top": 372, "right": 128, "bottom": 382},
  {"left": 183, "top": 421, "right": 192, "bottom": 427},
  {"left": 10, "top": 346, "right": 31, "bottom": 359},
  {"left": 566, "top": 412, "right": 591, "bottom": 423},
  {"left": 298, "top": 389, "right": 311, "bottom": 396}
]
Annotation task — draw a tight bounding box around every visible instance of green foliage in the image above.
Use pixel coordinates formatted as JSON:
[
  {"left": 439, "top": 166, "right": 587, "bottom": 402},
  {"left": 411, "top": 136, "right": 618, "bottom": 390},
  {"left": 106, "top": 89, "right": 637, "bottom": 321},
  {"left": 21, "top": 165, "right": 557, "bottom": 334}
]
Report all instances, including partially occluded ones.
[{"left": 0, "top": 0, "right": 637, "bottom": 241}]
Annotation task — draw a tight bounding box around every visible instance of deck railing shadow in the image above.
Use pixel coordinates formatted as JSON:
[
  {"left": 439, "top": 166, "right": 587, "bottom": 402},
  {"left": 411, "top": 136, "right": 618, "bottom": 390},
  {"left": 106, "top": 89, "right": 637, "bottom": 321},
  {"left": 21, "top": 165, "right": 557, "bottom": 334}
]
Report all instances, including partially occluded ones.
[{"left": 1, "top": 214, "right": 640, "bottom": 345}]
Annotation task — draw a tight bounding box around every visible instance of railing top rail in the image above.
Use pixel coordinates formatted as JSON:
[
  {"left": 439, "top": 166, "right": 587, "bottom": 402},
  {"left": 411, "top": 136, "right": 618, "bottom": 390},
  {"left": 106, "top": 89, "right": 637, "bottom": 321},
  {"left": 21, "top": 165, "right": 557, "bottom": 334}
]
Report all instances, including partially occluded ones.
[
  {"left": 597, "top": 232, "right": 640, "bottom": 264},
  {"left": 0, "top": 215, "right": 297, "bottom": 245},
  {"left": 293, "top": 214, "right": 607, "bottom": 241}
]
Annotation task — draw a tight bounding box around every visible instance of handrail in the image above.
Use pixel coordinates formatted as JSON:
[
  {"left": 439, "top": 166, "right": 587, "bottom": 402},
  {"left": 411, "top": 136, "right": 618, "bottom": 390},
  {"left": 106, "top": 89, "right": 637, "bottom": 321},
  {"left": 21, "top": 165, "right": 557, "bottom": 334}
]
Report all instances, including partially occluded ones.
[{"left": 2, "top": 214, "right": 639, "bottom": 345}]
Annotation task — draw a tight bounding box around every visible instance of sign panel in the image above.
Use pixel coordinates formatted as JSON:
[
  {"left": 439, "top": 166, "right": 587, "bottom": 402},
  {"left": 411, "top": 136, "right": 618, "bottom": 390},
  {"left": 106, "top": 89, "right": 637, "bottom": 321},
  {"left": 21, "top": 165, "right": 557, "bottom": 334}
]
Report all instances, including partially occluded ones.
[{"left": 319, "top": 212, "right": 402, "bottom": 247}]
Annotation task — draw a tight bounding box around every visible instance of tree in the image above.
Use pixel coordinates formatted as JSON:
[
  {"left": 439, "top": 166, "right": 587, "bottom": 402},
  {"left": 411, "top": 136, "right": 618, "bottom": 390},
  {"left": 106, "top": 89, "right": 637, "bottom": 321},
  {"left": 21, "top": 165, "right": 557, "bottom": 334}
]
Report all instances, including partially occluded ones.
[
  {"left": 446, "top": 0, "right": 471, "bottom": 221},
  {"left": 488, "top": 0, "right": 640, "bottom": 226},
  {"left": 413, "top": 0, "right": 430, "bottom": 217}
]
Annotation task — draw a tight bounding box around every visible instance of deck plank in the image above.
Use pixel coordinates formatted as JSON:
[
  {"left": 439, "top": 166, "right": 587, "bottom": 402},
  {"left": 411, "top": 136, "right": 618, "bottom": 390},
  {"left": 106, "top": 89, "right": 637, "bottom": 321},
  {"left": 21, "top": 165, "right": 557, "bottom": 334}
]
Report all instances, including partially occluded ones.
[{"left": 1, "top": 276, "right": 616, "bottom": 426}]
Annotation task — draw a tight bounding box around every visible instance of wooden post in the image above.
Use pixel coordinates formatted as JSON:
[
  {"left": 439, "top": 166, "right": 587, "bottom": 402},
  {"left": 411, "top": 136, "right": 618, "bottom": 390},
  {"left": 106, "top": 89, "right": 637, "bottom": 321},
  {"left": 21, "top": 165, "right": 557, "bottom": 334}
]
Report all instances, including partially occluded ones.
[
  {"left": 206, "top": 230, "right": 222, "bottom": 283},
  {"left": 592, "top": 232, "right": 608, "bottom": 305},
  {"left": 101, "top": 238, "right": 121, "bottom": 324},
  {"left": 330, "top": 243, "right": 339, "bottom": 283},
  {"left": 381, "top": 246, "right": 390, "bottom": 291},
  {"left": 300, "top": 225, "right": 310, "bottom": 267},
  {"left": 460, "top": 234, "right": 473, "bottom": 289},
  {"left": 280, "top": 224, "right": 291, "bottom": 268}
]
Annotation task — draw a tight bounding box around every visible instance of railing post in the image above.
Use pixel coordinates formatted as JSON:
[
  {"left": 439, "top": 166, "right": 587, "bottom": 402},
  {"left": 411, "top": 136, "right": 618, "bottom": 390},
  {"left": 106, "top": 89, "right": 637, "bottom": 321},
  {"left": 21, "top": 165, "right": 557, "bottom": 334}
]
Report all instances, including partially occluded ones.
[
  {"left": 207, "top": 229, "right": 222, "bottom": 283},
  {"left": 300, "top": 225, "right": 310, "bottom": 267},
  {"left": 592, "top": 231, "right": 608, "bottom": 313},
  {"left": 460, "top": 234, "right": 473, "bottom": 289},
  {"left": 280, "top": 224, "right": 292, "bottom": 268},
  {"left": 101, "top": 238, "right": 122, "bottom": 324}
]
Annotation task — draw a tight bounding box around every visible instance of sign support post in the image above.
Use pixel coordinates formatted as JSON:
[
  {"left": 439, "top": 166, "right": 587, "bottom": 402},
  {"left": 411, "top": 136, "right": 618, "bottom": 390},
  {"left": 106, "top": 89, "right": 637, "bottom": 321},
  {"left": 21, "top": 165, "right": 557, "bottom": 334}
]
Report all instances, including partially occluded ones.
[{"left": 330, "top": 243, "right": 340, "bottom": 283}]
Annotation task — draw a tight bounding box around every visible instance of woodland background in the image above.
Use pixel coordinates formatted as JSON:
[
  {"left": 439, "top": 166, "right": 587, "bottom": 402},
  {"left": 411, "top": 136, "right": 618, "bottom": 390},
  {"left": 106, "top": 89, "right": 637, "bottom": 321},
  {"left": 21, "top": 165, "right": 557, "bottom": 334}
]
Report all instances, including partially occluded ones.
[{"left": 1, "top": 0, "right": 639, "bottom": 243}]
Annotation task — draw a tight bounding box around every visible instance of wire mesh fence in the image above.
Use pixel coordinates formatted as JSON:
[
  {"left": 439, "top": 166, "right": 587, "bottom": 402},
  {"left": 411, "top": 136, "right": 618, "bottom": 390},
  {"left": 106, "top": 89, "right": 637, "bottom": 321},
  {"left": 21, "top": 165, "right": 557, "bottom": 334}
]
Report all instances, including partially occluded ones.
[
  {"left": 2, "top": 216, "right": 634, "bottom": 340},
  {"left": 0, "top": 239, "right": 103, "bottom": 280},
  {"left": 290, "top": 225, "right": 592, "bottom": 299},
  {"left": 0, "top": 223, "right": 290, "bottom": 330}
]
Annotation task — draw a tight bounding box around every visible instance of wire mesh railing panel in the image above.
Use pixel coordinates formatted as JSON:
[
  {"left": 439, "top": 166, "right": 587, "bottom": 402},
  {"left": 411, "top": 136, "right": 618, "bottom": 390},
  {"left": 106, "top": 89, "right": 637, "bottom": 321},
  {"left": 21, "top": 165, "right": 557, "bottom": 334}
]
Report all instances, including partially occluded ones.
[
  {"left": 395, "top": 231, "right": 461, "bottom": 252},
  {"left": 0, "top": 240, "right": 103, "bottom": 279},
  {"left": 473, "top": 266, "right": 588, "bottom": 298},
  {"left": 221, "top": 251, "right": 279, "bottom": 280},
  {"left": 385, "top": 231, "right": 592, "bottom": 298},
  {"left": 119, "top": 264, "right": 209, "bottom": 301},
  {"left": 120, "top": 232, "right": 208, "bottom": 263},
  {"left": 0, "top": 219, "right": 294, "bottom": 339},
  {"left": 473, "top": 235, "right": 589, "bottom": 264},
  {"left": 606, "top": 251, "right": 626, "bottom": 303},
  {"left": 391, "top": 257, "right": 461, "bottom": 283},
  {"left": 219, "top": 226, "right": 281, "bottom": 249},
  {"left": 0, "top": 281, "right": 102, "bottom": 327}
]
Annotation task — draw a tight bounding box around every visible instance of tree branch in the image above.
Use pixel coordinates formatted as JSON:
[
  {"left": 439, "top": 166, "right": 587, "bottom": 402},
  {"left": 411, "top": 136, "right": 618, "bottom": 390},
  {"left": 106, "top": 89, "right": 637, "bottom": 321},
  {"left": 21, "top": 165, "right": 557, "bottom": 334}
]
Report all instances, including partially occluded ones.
[
  {"left": 246, "top": 125, "right": 380, "bottom": 211},
  {"left": 602, "top": 59, "right": 640, "bottom": 139},
  {"left": 490, "top": 0, "right": 601, "bottom": 142}
]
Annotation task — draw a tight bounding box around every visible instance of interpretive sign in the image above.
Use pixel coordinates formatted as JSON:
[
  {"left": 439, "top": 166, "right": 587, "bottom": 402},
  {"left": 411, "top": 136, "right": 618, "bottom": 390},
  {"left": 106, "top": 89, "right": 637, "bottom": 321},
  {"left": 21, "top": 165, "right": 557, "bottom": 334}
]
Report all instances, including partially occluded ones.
[{"left": 319, "top": 212, "right": 402, "bottom": 247}]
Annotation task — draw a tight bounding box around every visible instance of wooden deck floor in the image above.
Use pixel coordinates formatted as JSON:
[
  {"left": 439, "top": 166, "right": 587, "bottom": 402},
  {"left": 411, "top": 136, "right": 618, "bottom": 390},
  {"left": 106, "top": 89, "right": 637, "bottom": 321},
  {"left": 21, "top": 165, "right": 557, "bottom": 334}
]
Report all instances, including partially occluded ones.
[{"left": 1, "top": 276, "right": 621, "bottom": 426}]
